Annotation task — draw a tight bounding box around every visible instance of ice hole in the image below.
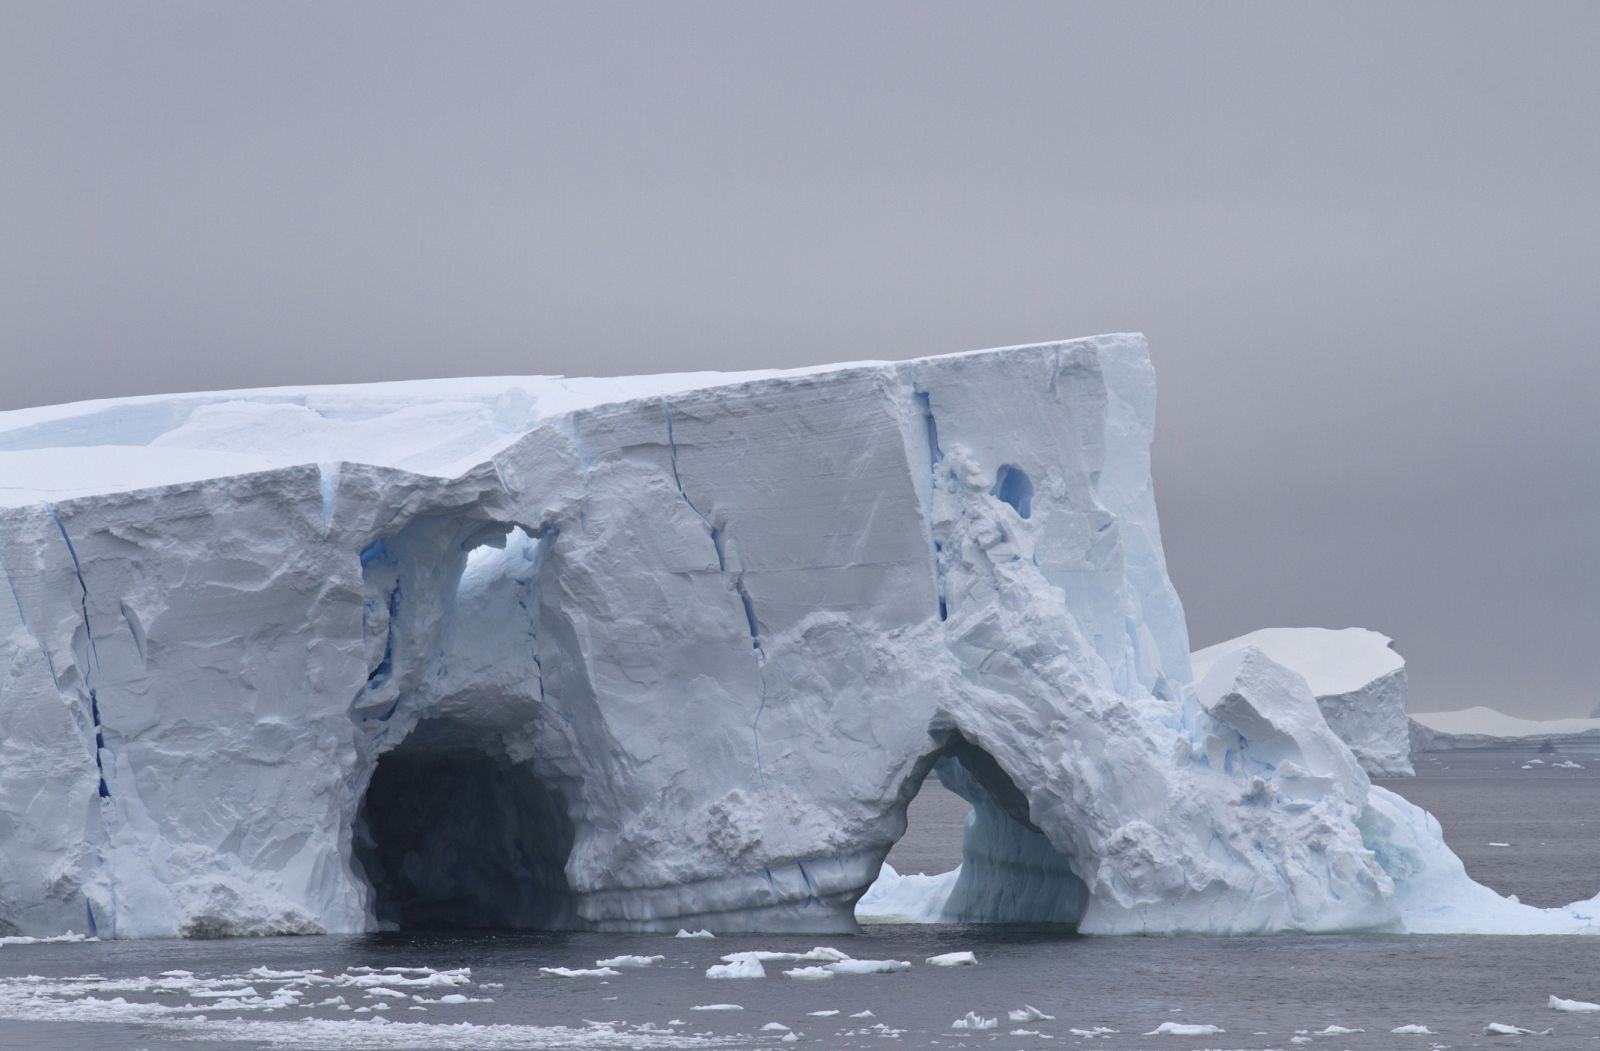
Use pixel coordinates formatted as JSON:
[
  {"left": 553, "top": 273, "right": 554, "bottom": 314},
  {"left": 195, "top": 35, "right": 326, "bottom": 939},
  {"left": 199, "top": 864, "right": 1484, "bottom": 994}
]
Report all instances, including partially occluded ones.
[
  {"left": 353, "top": 719, "right": 578, "bottom": 930},
  {"left": 858, "top": 731, "right": 1086, "bottom": 926},
  {"left": 991, "top": 464, "right": 1033, "bottom": 518}
]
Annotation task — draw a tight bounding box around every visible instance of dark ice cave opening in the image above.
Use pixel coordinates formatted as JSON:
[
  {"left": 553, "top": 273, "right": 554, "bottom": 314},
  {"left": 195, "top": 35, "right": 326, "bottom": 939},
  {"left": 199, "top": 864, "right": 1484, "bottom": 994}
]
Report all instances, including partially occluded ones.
[{"left": 353, "top": 719, "right": 578, "bottom": 930}]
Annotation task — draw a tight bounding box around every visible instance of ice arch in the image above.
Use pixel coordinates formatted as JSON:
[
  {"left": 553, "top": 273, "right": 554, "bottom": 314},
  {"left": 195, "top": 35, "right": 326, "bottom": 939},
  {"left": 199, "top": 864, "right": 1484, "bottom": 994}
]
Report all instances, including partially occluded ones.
[{"left": 858, "top": 730, "right": 1088, "bottom": 926}]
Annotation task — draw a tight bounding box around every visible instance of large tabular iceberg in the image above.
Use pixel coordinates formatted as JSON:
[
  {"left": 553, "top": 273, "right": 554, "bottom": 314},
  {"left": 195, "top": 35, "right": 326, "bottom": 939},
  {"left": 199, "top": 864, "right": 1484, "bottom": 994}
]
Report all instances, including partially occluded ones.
[{"left": 0, "top": 333, "right": 1593, "bottom": 939}]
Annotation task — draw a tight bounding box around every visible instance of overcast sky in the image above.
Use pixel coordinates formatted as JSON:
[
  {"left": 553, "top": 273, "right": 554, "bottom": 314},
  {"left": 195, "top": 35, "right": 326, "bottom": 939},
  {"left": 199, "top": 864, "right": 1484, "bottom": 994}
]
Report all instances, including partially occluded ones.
[{"left": 3, "top": 2, "right": 1596, "bottom": 716}]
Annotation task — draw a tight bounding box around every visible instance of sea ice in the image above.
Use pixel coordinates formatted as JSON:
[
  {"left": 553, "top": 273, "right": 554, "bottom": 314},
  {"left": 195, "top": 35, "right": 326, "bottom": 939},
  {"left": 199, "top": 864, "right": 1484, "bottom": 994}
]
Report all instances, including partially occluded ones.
[
  {"left": 596, "top": 955, "right": 664, "bottom": 967},
  {"left": 1391, "top": 1024, "right": 1434, "bottom": 1033},
  {"left": 825, "top": 959, "right": 910, "bottom": 976},
  {"left": 951, "top": 1011, "right": 997, "bottom": 1030},
  {"left": 925, "top": 951, "right": 977, "bottom": 967},
  {"left": 1145, "top": 1021, "right": 1223, "bottom": 1035},
  {"left": 1549, "top": 995, "right": 1600, "bottom": 1012},
  {"left": 1008, "top": 1005, "right": 1054, "bottom": 1022},
  {"left": 704, "top": 957, "right": 765, "bottom": 979},
  {"left": 537, "top": 966, "right": 621, "bottom": 978}
]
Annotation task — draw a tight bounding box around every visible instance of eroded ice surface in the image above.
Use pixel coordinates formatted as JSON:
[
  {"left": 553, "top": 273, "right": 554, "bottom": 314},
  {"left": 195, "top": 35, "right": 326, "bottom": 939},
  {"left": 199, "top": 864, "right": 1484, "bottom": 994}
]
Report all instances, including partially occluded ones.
[{"left": 1, "top": 333, "right": 1595, "bottom": 939}]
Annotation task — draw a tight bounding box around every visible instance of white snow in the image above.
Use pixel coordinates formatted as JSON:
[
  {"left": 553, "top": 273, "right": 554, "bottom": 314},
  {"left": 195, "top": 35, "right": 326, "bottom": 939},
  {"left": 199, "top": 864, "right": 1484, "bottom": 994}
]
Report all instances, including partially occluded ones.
[{"left": 924, "top": 951, "right": 977, "bottom": 967}]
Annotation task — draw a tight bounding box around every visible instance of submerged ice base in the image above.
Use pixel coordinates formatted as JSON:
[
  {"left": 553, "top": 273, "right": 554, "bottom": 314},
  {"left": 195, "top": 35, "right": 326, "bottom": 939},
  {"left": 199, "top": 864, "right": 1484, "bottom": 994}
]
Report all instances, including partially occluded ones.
[{"left": 1, "top": 333, "right": 1594, "bottom": 939}]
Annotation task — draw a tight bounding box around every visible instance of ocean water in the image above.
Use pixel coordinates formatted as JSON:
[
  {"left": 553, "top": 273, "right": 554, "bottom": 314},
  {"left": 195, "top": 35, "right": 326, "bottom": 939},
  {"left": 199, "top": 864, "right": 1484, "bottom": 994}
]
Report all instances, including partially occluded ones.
[{"left": 3, "top": 747, "right": 1598, "bottom": 1051}]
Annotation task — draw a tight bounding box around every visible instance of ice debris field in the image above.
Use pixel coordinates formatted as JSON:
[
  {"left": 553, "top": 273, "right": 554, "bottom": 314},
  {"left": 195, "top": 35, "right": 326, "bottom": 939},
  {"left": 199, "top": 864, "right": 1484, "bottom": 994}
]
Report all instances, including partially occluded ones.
[
  {"left": 0, "top": 938, "right": 1596, "bottom": 1049},
  {"left": 2, "top": 332, "right": 1599, "bottom": 941}
]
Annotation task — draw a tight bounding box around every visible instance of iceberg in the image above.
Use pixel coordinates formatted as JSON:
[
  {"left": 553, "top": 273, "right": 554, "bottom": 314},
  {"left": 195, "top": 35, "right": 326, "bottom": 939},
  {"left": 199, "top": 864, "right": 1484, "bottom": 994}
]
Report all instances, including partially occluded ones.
[
  {"left": 1191, "top": 627, "right": 1413, "bottom": 776},
  {"left": 0, "top": 332, "right": 1594, "bottom": 939},
  {"left": 1410, "top": 705, "right": 1600, "bottom": 752}
]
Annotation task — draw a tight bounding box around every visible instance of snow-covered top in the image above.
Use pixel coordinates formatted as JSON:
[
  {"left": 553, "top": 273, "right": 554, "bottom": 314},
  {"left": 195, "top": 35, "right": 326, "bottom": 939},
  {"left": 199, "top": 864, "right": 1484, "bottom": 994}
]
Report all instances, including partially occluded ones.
[
  {"left": 1410, "top": 706, "right": 1600, "bottom": 739},
  {"left": 0, "top": 337, "right": 1139, "bottom": 509},
  {"left": 1190, "top": 627, "right": 1403, "bottom": 697}
]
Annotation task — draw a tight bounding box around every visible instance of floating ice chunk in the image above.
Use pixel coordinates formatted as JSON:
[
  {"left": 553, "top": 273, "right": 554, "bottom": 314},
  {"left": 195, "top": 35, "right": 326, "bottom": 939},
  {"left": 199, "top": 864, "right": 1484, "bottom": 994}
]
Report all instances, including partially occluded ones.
[
  {"left": 691, "top": 1003, "right": 743, "bottom": 1011},
  {"left": 808, "top": 1009, "right": 840, "bottom": 1016},
  {"left": 160, "top": 970, "right": 195, "bottom": 978},
  {"left": 1069, "top": 1026, "right": 1117, "bottom": 1037},
  {"left": 1315, "top": 1024, "right": 1364, "bottom": 1034},
  {"left": 1145, "top": 1021, "right": 1223, "bottom": 1035},
  {"left": 783, "top": 966, "right": 833, "bottom": 980},
  {"left": 192, "top": 986, "right": 259, "bottom": 998},
  {"left": 1489, "top": 842, "right": 1512, "bottom": 847},
  {"left": 595, "top": 954, "right": 664, "bottom": 968},
  {"left": 675, "top": 929, "right": 716, "bottom": 939},
  {"left": 538, "top": 966, "right": 621, "bottom": 978},
  {"left": 952, "top": 1011, "right": 997, "bottom": 1030},
  {"left": 1485, "top": 1021, "right": 1551, "bottom": 1035},
  {"left": 1010, "top": 1029, "right": 1042, "bottom": 1036},
  {"left": 1008, "top": 1005, "right": 1054, "bottom": 1022},
  {"left": 761, "top": 1022, "right": 791, "bottom": 1031},
  {"left": 926, "top": 951, "right": 977, "bottom": 967},
  {"left": 0, "top": 931, "right": 95, "bottom": 947},
  {"left": 436, "top": 994, "right": 470, "bottom": 1004},
  {"left": 705, "top": 956, "right": 766, "bottom": 979},
  {"left": 827, "top": 959, "right": 910, "bottom": 976},
  {"left": 781, "top": 1034, "right": 799, "bottom": 1044},
  {"left": 364, "top": 987, "right": 408, "bottom": 998},
  {"left": 855, "top": 863, "right": 962, "bottom": 924},
  {"left": 850, "top": 1009, "right": 875, "bottom": 1018},
  {"left": 1549, "top": 995, "right": 1600, "bottom": 1012},
  {"left": 1391, "top": 1024, "right": 1435, "bottom": 1033},
  {"left": 720, "top": 946, "right": 850, "bottom": 963},
  {"left": 1529, "top": 758, "right": 1546, "bottom": 764},
  {"left": 1555, "top": 761, "right": 1584, "bottom": 769}
]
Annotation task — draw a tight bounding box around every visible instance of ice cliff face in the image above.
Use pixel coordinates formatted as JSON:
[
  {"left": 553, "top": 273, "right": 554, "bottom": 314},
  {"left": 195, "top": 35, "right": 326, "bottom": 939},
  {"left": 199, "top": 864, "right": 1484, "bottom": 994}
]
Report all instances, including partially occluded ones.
[
  {"left": 0, "top": 334, "right": 1591, "bottom": 939},
  {"left": 1191, "top": 628, "right": 1413, "bottom": 777}
]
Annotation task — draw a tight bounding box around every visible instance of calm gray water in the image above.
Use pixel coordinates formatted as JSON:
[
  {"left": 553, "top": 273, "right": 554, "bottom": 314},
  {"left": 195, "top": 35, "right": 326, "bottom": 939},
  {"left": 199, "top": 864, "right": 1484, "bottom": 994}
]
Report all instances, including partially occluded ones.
[{"left": 3, "top": 748, "right": 1598, "bottom": 1051}]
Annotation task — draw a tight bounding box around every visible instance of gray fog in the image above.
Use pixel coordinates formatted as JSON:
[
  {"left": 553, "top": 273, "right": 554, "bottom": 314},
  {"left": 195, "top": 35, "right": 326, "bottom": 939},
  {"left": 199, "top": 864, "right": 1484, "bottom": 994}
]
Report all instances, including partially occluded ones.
[{"left": 2, "top": 2, "right": 1596, "bottom": 716}]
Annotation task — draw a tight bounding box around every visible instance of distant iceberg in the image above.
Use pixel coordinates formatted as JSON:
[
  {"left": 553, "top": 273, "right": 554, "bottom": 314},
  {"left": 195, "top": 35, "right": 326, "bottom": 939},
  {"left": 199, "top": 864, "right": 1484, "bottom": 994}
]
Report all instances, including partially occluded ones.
[{"left": 1411, "top": 706, "right": 1600, "bottom": 752}]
